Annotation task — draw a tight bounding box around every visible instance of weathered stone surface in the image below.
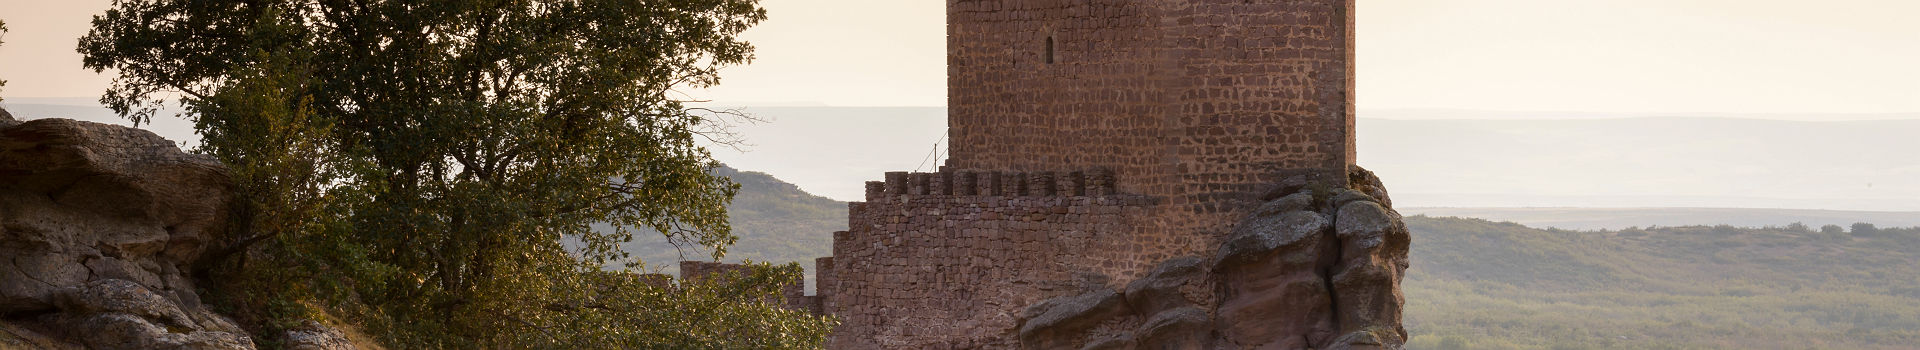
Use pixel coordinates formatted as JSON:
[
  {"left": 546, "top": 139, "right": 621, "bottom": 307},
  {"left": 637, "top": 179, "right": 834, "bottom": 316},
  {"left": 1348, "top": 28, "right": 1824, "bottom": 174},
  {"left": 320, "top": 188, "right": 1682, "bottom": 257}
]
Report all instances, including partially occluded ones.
[
  {"left": 1019, "top": 288, "right": 1132, "bottom": 350},
  {"left": 0, "top": 113, "right": 254, "bottom": 349},
  {"left": 1330, "top": 201, "right": 1411, "bottom": 340},
  {"left": 1122, "top": 257, "right": 1204, "bottom": 317},
  {"left": 1213, "top": 210, "right": 1330, "bottom": 270},
  {"left": 1336, "top": 202, "right": 1397, "bottom": 250},
  {"left": 1347, "top": 167, "right": 1394, "bottom": 209},
  {"left": 1214, "top": 204, "right": 1336, "bottom": 349},
  {"left": 36, "top": 280, "right": 254, "bottom": 350},
  {"left": 0, "top": 117, "right": 230, "bottom": 313},
  {"left": 46, "top": 312, "right": 253, "bottom": 350},
  {"left": 284, "top": 320, "right": 357, "bottom": 350},
  {"left": 54, "top": 279, "right": 198, "bottom": 330},
  {"left": 1329, "top": 189, "right": 1381, "bottom": 212},
  {"left": 1250, "top": 192, "right": 1316, "bottom": 218},
  {"left": 1133, "top": 307, "right": 1210, "bottom": 350}
]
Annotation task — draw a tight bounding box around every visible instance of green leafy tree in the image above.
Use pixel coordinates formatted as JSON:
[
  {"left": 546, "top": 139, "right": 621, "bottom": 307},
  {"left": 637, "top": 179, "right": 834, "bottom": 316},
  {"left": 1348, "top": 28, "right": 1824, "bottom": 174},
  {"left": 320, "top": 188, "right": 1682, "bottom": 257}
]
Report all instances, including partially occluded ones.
[
  {"left": 79, "top": 0, "right": 829, "bottom": 347},
  {"left": 1852, "top": 222, "right": 1880, "bottom": 236},
  {"left": 1822, "top": 224, "right": 1847, "bottom": 234}
]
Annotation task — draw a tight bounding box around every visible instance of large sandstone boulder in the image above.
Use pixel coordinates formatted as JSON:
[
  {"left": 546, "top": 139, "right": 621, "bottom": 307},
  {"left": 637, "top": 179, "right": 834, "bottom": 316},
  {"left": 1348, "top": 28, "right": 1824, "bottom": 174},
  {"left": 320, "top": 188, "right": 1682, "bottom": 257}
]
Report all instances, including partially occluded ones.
[
  {"left": 1014, "top": 168, "right": 1411, "bottom": 350},
  {"left": 0, "top": 115, "right": 231, "bottom": 312},
  {"left": 0, "top": 110, "right": 255, "bottom": 349},
  {"left": 1018, "top": 288, "right": 1131, "bottom": 349},
  {"left": 38, "top": 279, "right": 255, "bottom": 350}
]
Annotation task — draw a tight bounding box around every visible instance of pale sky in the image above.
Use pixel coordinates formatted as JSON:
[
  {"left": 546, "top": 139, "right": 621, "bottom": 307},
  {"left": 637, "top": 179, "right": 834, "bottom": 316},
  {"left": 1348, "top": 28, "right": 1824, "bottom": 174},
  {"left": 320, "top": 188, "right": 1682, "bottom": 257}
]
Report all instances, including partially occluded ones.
[
  {"left": 3, "top": 0, "right": 1916, "bottom": 114},
  {"left": 2, "top": 1, "right": 1918, "bottom": 212}
]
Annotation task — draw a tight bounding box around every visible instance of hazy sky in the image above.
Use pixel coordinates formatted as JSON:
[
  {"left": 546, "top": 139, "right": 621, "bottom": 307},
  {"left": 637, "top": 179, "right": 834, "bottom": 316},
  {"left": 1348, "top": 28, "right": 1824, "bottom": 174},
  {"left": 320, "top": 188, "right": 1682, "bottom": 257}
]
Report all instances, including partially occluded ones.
[
  {"left": 3, "top": 0, "right": 1916, "bottom": 114},
  {"left": 2, "top": 1, "right": 1917, "bottom": 212}
]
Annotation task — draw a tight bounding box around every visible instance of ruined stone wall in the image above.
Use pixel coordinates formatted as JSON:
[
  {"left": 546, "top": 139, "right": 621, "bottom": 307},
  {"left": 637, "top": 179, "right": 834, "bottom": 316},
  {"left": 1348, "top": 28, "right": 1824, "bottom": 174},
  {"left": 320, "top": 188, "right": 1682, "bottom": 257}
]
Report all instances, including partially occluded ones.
[{"left": 822, "top": 170, "right": 1159, "bottom": 348}]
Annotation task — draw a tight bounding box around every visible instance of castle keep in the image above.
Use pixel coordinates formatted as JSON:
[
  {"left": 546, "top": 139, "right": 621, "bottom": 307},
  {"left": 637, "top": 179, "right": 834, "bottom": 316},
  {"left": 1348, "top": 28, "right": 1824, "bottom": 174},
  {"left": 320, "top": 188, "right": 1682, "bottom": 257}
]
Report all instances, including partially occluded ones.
[
  {"left": 946, "top": 0, "right": 1357, "bottom": 185},
  {"left": 809, "top": 0, "right": 1373, "bottom": 348}
]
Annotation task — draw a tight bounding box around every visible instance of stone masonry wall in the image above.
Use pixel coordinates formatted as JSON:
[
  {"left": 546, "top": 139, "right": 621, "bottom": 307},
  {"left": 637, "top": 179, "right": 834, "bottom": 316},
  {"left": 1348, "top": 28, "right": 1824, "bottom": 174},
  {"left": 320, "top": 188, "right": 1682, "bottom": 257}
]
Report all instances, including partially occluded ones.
[
  {"left": 815, "top": 257, "right": 836, "bottom": 315},
  {"left": 823, "top": 169, "right": 1159, "bottom": 348},
  {"left": 946, "top": 0, "right": 1356, "bottom": 197}
]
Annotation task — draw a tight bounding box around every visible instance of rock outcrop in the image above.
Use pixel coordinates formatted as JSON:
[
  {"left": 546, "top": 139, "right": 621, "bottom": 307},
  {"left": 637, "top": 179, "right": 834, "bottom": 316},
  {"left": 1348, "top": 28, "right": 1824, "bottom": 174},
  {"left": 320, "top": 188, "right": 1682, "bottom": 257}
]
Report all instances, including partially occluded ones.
[
  {"left": 1016, "top": 169, "right": 1412, "bottom": 350},
  {"left": 282, "top": 320, "right": 358, "bottom": 350},
  {"left": 0, "top": 113, "right": 230, "bottom": 312},
  {"left": 0, "top": 110, "right": 256, "bottom": 349},
  {"left": 36, "top": 279, "right": 255, "bottom": 350}
]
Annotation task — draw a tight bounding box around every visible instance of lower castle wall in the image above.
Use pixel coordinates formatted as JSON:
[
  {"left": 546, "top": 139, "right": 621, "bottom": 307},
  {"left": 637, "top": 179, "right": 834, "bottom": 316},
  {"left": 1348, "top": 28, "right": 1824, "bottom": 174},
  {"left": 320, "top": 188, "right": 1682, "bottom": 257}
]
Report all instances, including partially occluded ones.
[{"left": 823, "top": 174, "right": 1158, "bottom": 348}]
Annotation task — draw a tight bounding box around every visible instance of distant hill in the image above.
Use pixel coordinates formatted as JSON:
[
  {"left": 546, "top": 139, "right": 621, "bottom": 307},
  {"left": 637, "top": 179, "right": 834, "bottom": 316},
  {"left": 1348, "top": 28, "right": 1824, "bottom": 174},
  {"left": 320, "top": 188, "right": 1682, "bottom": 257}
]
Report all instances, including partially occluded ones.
[
  {"left": 1403, "top": 215, "right": 1920, "bottom": 349},
  {"left": 594, "top": 166, "right": 847, "bottom": 288}
]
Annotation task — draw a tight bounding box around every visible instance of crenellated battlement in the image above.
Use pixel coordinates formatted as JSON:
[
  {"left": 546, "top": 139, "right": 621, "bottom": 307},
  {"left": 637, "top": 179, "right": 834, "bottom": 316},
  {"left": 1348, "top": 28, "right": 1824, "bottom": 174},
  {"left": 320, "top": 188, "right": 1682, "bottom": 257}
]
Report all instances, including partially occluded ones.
[
  {"left": 863, "top": 168, "right": 1119, "bottom": 201},
  {"left": 817, "top": 168, "right": 1169, "bottom": 348}
]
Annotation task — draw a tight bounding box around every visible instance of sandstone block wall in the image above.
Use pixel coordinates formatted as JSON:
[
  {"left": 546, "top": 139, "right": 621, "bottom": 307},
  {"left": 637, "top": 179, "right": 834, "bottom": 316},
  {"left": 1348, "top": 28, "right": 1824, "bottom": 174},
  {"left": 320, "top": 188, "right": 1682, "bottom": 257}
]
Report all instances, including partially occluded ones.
[
  {"left": 823, "top": 169, "right": 1159, "bottom": 349},
  {"left": 946, "top": 0, "right": 1357, "bottom": 198},
  {"left": 815, "top": 257, "right": 837, "bottom": 315}
]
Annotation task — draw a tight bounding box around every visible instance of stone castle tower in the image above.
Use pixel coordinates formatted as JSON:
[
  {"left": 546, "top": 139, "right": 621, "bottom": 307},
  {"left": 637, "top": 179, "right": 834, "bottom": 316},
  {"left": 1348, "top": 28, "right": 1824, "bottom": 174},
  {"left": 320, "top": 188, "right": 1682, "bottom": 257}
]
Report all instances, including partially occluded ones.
[
  {"left": 810, "top": 1, "right": 1369, "bottom": 348},
  {"left": 947, "top": 0, "right": 1357, "bottom": 191}
]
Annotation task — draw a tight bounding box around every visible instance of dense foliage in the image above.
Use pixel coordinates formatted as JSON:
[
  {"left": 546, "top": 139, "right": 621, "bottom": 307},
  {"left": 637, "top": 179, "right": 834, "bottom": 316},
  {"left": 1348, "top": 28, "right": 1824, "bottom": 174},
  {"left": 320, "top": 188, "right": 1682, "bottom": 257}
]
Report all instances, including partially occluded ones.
[
  {"left": 1402, "top": 216, "right": 1920, "bottom": 349},
  {"left": 79, "top": 0, "right": 832, "bottom": 347}
]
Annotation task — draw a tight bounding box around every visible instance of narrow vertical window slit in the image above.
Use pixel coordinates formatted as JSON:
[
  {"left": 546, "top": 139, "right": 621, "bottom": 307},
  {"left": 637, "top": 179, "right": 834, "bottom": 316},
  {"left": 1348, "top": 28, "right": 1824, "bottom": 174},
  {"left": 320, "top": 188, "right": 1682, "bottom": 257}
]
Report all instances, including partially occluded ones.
[{"left": 1045, "top": 36, "right": 1055, "bottom": 64}]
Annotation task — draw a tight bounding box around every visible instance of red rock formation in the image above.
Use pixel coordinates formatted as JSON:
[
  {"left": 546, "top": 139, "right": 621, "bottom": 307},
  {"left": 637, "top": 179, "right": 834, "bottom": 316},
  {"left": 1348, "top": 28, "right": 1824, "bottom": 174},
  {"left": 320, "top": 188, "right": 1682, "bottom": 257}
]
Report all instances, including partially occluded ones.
[{"left": 1012, "top": 170, "right": 1410, "bottom": 350}]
